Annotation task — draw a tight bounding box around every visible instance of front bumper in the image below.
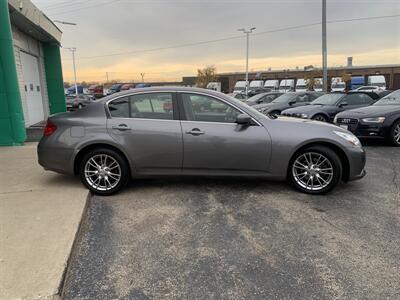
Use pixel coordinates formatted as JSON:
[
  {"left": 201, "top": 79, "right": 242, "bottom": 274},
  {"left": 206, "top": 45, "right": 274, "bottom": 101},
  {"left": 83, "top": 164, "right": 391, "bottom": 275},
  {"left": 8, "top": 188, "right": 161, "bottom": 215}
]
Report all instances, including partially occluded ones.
[
  {"left": 336, "top": 118, "right": 387, "bottom": 139},
  {"left": 345, "top": 146, "right": 366, "bottom": 182}
]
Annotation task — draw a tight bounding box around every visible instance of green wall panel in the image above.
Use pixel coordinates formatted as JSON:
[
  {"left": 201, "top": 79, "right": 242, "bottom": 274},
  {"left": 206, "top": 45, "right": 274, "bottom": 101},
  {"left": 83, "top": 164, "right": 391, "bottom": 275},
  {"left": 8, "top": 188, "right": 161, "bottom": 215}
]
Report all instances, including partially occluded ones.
[
  {"left": 0, "top": 0, "right": 26, "bottom": 145},
  {"left": 43, "top": 43, "right": 66, "bottom": 114}
]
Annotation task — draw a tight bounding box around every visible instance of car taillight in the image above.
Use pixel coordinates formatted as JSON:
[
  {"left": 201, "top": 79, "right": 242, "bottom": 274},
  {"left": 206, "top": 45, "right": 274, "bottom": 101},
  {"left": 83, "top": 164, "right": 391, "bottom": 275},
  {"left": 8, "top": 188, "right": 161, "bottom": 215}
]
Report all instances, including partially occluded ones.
[{"left": 43, "top": 120, "right": 57, "bottom": 137}]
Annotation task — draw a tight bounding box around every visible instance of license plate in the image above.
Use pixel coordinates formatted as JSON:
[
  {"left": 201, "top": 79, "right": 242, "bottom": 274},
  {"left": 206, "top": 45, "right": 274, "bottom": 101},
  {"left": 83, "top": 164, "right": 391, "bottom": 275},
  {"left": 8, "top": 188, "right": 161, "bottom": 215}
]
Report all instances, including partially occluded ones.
[{"left": 339, "top": 124, "right": 348, "bottom": 130}]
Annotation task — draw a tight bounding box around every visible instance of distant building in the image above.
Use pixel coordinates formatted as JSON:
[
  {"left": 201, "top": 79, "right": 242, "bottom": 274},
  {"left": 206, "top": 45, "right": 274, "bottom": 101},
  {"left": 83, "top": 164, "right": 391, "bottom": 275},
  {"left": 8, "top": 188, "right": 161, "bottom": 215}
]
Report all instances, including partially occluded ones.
[{"left": 0, "top": 0, "right": 65, "bottom": 146}]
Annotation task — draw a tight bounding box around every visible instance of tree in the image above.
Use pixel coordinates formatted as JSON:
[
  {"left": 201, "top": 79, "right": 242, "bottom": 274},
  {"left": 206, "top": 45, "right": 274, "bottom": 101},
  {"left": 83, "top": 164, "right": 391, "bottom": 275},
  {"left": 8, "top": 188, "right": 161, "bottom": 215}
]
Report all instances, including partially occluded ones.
[
  {"left": 196, "top": 66, "right": 217, "bottom": 88},
  {"left": 304, "top": 71, "right": 321, "bottom": 91},
  {"left": 341, "top": 72, "right": 352, "bottom": 91}
]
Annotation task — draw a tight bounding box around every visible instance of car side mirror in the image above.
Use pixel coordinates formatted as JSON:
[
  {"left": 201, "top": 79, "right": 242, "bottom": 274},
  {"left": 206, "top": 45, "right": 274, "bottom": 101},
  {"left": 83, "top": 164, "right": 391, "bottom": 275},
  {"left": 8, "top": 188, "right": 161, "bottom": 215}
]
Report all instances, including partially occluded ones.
[
  {"left": 257, "top": 99, "right": 263, "bottom": 103},
  {"left": 289, "top": 100, "right": 296, "bottom": 105},
  {"left": 339, "top": 101, "right": 348, "bottom": 108},
  {"left": 236, "top": 113, "right": 252, "bottom": 125}
]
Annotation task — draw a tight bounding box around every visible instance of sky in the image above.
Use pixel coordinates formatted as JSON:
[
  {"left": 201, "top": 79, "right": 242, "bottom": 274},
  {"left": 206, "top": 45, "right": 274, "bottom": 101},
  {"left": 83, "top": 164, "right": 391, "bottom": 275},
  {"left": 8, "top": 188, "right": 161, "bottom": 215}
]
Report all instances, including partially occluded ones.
[{"left": 32, "top": 0, "right": 400, "bottom": 83}]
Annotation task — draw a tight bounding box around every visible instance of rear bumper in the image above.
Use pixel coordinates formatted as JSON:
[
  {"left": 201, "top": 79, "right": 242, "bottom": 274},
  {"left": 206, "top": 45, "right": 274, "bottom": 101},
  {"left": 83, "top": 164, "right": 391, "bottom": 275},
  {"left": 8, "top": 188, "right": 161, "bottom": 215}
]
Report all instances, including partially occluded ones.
[{"left": 37, "top": 139, "right": 75, "bottom": 175}]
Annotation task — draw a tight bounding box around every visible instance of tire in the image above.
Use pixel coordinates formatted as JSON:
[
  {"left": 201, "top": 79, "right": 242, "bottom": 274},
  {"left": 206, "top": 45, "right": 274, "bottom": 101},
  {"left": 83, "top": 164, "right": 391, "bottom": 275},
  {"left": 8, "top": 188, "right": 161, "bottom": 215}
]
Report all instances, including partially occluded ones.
[
  {"left": 79, "top": 148, "right": 129, "bottom": 196},
  {"left": 268, "top": 110, "right": 280, "bottom": 117},
  {"left": 289, "top": 146, "right": 342, "bottom": 194},
  {"left": 312, "top": 114, "right": 328, "bottom": 122},
  {"left": 389, "top": 120, "right": 400, "bottom": 147}
]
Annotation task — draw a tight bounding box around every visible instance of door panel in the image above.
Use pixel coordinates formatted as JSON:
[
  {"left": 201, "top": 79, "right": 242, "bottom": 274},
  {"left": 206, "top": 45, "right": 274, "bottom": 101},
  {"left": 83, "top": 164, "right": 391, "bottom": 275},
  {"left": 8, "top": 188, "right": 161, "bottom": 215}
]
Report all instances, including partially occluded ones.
[
  {"left": 20, "top": 52, "right": 44, "bottom": 126},
  {"left": 106, "top": 93, "right": 182, "bottom": 173},
  {"left": 181, "top": 121, "right": 271, "bottom": 173}
]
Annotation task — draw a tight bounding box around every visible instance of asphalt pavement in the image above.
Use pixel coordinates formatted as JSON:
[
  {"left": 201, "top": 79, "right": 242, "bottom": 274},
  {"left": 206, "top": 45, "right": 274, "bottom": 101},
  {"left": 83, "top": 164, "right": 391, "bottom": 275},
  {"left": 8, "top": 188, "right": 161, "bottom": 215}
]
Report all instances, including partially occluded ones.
[{"left": 62, "top": 146, "right": 400, "bottom": 300}]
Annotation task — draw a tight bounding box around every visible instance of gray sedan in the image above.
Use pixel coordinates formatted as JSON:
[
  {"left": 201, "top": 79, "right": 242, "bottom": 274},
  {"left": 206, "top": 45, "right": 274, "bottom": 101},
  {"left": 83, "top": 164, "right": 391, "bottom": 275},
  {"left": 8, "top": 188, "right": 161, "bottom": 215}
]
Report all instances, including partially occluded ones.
[{"left": 38, "top": 87, "right": 366, "bottom": 195}]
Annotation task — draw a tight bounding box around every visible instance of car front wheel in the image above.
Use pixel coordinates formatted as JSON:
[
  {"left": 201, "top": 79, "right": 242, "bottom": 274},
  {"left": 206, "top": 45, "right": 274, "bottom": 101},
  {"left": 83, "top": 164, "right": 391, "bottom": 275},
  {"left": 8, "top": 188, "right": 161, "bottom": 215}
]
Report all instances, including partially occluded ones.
[
  {"left": 79, "top": 148, "right": 129, "bottom": 195},
  {"left": 390, "top": 120, "right": 400, "bottom": 146},
  {"left": 289, "top": 146, "right": 342, "bottom": 194},
  {"left": 312, "top": 114, "right": 328, "bottom": 122}
]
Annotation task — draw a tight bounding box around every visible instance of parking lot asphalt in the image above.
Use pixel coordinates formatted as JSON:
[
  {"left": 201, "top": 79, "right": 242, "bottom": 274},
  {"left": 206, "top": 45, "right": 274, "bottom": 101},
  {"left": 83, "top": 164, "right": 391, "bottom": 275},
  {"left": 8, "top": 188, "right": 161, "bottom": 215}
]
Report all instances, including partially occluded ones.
[{"left": 62, "top": 146, "right": 400, "bottom": 299}]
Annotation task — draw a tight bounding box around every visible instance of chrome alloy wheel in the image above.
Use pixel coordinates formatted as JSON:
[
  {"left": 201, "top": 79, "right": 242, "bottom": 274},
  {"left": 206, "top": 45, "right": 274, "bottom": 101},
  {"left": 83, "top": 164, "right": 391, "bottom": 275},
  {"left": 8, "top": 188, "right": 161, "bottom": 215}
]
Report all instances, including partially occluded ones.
[
  {"left": 313, "top": 115, "right": 327, "bottom": 122},
  {"left": 292, "top": 152, "right": 334, "bottom": 191},
  {"left": 84, "top": 154, "right": 121, "bottom": 191},
  {"left": 394, "top": 123, "right": 400, "bottom": 144}
]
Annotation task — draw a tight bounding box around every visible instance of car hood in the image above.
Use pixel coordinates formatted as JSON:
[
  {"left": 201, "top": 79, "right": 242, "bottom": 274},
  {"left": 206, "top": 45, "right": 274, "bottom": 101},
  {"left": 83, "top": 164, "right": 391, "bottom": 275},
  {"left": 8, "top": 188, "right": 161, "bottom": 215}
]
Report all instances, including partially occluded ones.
[
  {"left": 336, "top": 105, "right": 400, "bottom": 118},
  {"left": 283, "top": 104, "right": 326, "bottom": 114},
  {"left": 253, "top": 102, "right": 286, "bottom": 111},
  {"left": 273, "top": 115, "right": 339, "bottom": 129}
]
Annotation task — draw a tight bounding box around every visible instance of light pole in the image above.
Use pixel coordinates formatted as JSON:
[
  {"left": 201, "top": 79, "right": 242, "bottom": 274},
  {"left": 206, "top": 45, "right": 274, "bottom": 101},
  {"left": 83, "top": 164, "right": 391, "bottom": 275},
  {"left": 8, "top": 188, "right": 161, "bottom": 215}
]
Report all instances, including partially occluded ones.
[
  {"left": 322, "top": 0, "right": 328, "bottom": 92},
  {"left": 238, "top": 27, "right": 256, "bottom": 99},
  {"left": 64, "top": 47, "right": 78, "bottom": 95}
]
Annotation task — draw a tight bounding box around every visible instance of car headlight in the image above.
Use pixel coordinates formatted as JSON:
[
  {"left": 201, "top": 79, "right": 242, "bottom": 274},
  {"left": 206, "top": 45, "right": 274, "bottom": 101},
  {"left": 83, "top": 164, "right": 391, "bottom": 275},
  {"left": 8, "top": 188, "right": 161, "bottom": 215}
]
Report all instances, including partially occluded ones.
[
  {"left": 300, "top": 113, "right": 308, "bottom": 119},
  {"left": 334, "top": 131, "right": 361, "bottom": 147},
  {"left": 361, "top": 117, "right": 385, "bottom": 123}
]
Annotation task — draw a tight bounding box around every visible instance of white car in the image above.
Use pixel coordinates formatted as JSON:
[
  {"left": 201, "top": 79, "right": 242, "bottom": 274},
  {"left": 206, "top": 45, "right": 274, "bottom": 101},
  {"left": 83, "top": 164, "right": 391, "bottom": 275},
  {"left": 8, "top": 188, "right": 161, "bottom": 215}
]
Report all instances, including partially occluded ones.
[{"left": 355, "top": 86, "right": 383, "bottom": 92}]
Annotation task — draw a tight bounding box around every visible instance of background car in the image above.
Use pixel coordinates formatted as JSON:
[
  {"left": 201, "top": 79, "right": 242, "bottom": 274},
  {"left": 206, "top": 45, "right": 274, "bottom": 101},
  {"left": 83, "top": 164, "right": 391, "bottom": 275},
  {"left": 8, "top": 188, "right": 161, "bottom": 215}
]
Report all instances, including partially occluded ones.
[
  {"left": 253, "top": 92, "right": 323, "bottom": 116},
  {"left": 65, "top": 85, "right": 84, "bottom": 95},
  {"left": 38, "top": 87, "right": 366, "bottom": 196},
  {"left": 281, "top": 92, "right": 379, "bottom": 122},
  {"left": 334, "top": 90, "right": 400, "bottom": 146},
  {"left": 106, "top": 83, "right": 123, "bottom": 95},
  {"left": 88, "top": 84, "right": 104, "bottom": 99},
  {"left": 120, "top": 83, "right": 135, "bottom": 90},
  {"left": 66, "top": 94, "right": 96, "bottom": 111},
  {"left": 245, "top": 92, "right": 283, "bottom": 106},
  {"left": 355, "top": 86, "right": 383, "bottom": 92}
]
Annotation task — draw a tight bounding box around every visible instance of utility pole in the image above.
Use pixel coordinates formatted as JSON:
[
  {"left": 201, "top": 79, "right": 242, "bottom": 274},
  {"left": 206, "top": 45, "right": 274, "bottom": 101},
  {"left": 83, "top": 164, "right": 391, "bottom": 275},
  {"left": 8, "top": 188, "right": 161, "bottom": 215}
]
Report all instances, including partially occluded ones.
[
  {"left": 322, "top": 0, "right": 328, "bottom": 92},
  {"left": 140, "top": 73, "right": 145, "bottom": 83},
  {"left": 238, "top": 27, "right": 256, "bottom": 99},
  {"left": 65, "top": 47, "right": 78, "bottom": 95},
  {"left": 106, "top": 72, "right": 109, "bottom": 82}
]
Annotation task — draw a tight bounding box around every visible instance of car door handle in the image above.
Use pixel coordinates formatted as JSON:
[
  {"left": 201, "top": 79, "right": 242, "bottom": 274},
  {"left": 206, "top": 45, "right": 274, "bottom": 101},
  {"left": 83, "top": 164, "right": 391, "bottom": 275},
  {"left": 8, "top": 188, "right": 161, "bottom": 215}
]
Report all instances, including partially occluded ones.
[
  {"left": 185, "top": 128, "right": 205, "bottom": 136},
  {"left": 112, "top": 124, "right": 131, "bottom": 131}
]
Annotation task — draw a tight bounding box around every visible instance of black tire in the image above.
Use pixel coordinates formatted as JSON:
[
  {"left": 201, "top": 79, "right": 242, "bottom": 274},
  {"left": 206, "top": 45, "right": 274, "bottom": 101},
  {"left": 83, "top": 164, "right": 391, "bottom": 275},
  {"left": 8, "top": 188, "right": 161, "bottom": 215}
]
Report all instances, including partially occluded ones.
[
  {"left": 79, "top": 148, "right": 129, "bottom": 196},
  {"left": 312, "top": 114, "right": 328, "bottom": 122},
  {"left": 389, "top": 120, "right": 400, "bottom": 147},
  {"left": 268, "top": 110, "right": 281, "bottom": 117},
  {"left": 288, "top": 146, "right": 342, "bottom": 195}
]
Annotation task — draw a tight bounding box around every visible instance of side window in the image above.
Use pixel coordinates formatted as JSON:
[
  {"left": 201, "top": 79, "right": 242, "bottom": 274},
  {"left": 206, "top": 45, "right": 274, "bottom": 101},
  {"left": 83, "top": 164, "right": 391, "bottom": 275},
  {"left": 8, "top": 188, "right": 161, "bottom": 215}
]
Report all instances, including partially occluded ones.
[
  {"left": 108, "top": 97, "right": 129, "bottom": 118},
  {"left": 182, "top": 93, "right": 241, "bottom": 123},
  {"left": 344, "top": 94, "right": 364, "bottom": 105},
  {"left": 297, "top": 94, "right": 309, "bottom": 102},
  {"left": 130, "top": 93, "right": 174, "bottom": 120},
  {"left": 362, "top": 94, "right": 374, "bottom": 104},
  {"left": 265, "top": 95, "right": 276, "bottom": 102}
]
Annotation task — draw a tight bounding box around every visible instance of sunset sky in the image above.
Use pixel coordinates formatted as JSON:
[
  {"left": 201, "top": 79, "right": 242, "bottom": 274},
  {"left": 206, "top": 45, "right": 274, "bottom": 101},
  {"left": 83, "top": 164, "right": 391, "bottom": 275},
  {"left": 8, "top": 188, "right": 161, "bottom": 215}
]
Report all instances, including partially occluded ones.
[{"left": 33, "top": 0, "right": 400, "bottom": 83}]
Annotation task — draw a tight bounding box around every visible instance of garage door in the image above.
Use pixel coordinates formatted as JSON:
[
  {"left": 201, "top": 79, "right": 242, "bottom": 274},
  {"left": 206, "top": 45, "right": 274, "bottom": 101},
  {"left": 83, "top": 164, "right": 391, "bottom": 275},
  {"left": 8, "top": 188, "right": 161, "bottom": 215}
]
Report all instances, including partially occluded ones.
[{"left": 20, "top": 52, "right": 44, "bottom": 126}]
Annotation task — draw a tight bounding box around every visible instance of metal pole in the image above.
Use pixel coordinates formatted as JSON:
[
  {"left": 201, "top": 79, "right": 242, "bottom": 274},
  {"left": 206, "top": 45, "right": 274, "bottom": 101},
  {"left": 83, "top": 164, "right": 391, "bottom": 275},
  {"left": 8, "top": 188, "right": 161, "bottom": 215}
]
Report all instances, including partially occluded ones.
[
  {"left": 106, "top": 72, "right": 109, "bottom": 82},
  {"left": 245, "top": 31, "right": 249, "bottom": 99},
  {"left": 71, "top": 48, "right": 78, "bottom": 95},
  {"left": 322, "top": 0, "right": 327, "bottom": 92}
]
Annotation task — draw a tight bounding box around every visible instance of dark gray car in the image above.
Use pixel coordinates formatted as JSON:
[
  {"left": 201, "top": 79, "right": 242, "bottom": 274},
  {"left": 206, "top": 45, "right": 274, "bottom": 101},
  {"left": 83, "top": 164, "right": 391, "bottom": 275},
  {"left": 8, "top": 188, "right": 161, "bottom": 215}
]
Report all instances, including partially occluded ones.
[
  {"left": 253, "top": 92, "right": 323, "bottom": 116},
  {"left": 38, "top": 87, "right": 366, "bottom": 195}
]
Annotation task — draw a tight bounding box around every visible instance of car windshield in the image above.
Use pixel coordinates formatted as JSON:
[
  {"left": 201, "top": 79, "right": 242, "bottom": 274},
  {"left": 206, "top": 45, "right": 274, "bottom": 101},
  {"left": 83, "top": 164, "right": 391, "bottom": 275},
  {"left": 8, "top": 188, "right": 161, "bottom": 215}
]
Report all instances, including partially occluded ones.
[
  {"left": 271, "top": 93, "right": 296, "bottom": 103},
  {"left": 311, "top": 93, "right": 344, "bottom": 105},
  {"left": 247, "top": 93, "right": 265, "bottom": 102},
  {"left": 373, "top": 90, "right": 400, "bottom": 105},
  {"left": 332, "top": 83, "right": 345, "bottom": 88}
]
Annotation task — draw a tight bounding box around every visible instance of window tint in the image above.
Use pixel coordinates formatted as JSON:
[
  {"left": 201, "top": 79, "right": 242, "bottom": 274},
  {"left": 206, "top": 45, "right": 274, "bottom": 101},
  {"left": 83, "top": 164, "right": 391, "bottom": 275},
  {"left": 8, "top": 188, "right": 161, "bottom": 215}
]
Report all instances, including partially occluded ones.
[
  {"left": 361, "top": 94, "right": 374, "bottom": 104},
  {"left": 130, "top": 93, "right": 174, "bottom": 120},
  {"left": 108, "top": 97, "right": 129, "bottom": 118},
  {"left": 182, "top": 93, "right": 241, "bottom": 123},
  {"left": 343, "top": 94, "right": 364, "bottom": 105}
]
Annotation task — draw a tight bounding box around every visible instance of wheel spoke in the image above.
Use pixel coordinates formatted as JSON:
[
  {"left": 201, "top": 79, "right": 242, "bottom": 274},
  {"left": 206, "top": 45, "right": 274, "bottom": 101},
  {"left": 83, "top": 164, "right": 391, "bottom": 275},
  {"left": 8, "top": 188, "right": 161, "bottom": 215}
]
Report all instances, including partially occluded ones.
[{"left": 85, "top": 154, "right": 121, "bottom": 191}]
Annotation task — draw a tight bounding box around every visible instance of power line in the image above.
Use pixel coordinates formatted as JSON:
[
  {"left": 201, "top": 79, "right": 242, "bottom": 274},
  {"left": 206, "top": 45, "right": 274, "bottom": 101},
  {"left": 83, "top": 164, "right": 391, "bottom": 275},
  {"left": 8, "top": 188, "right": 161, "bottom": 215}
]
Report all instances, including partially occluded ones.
[
  {"left": 43, "top": 0, "right": 98, "bottom": 11},
  {"left": 50, "top": 0, "right": 122, "bottom": 16},
  {"left": 65, "top": 14, "right": 400, "bottom": 61}
]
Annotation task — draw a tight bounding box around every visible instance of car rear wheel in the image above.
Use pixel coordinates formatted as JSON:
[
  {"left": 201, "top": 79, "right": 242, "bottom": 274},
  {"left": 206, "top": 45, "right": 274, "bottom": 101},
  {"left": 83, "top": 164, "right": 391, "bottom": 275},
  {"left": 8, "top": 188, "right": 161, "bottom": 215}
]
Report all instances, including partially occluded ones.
[
  {"left": 390, "top": 120, "right": 400, "bottom": 146},
  {"left": 268, "top": 110, "right": 280, "bottom": 117},
  {"left": 312, "top": 114, "right": 328, "bottom": 122},
  {"left": 79, "top": 148, "right": 129, "bottom": 195},
  {"left": 289, "top": 146, "right": 342, "bottom": 194}
]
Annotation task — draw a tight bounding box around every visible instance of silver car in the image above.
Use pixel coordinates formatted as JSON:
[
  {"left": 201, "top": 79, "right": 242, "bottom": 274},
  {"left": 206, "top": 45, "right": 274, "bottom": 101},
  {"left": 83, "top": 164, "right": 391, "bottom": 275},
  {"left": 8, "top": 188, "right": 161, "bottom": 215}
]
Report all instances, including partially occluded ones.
[{"left": 38, "top": 87, "right": 366, "bottom": 195}]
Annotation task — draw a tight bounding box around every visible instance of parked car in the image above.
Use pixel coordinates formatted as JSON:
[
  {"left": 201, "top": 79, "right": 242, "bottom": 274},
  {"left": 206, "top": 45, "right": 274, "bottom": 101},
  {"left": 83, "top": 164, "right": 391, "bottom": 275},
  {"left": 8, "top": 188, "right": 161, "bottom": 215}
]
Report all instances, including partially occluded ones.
[
  {"left": 135, "top": 83, "right": 151, "bottom": 88},
  {"left": 264, "top": 79, "right": 280, "bottom": 91},
  {"left": 253, "top": 92, "right": 323, "bottom": 116},
  {"left": 355, "top": 86, "right": 383, "bottom": 92},
  {"left": 38, "top": 87, "right": 366, "bottom": 195},
  {"left": 120, "top": 83, "right": 136, "bottom": 90},
  {"left": 331, "top": 77, "right": 346, "bottom": 92},
  {"left": 281, "top": 92, "right": 378, "bottom": 122},
  {"left": 279, "top": 79, "right": 295, "bottom": 92},
  {"left": 107, "top": 83, "right": 123, "bottom": 95},
  {"left": 231, "top": 91, "right": 246, "bottom": 100},
  {"left": 247, "top": 87, "right": 271, "bottom": 97},
  {"left": 206, "top": 82, "right": 221, "bottom": 92},
  {"left": 65, "top": 85, "right": 84, "bottom": 95},
  {"left": 334, "top": 90, "right": 400, "bottom": 146},
  {"left": 66, "top": 94, "right": 96, "bottom": 111},
  {"left": 296, "top": 79, "right": 307, "bottom": 92},
  {"left": 367, "top": 75, "right": 386, "bottom": 90},
  {"left": 88, "top": 84, "right": 104, "bottom": 99},
  {"left": 233, "top": 80, "right": 246, "bottom": 93},
  {"left": 246, "top": 92, "right": 284, "bottom": 106}
]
